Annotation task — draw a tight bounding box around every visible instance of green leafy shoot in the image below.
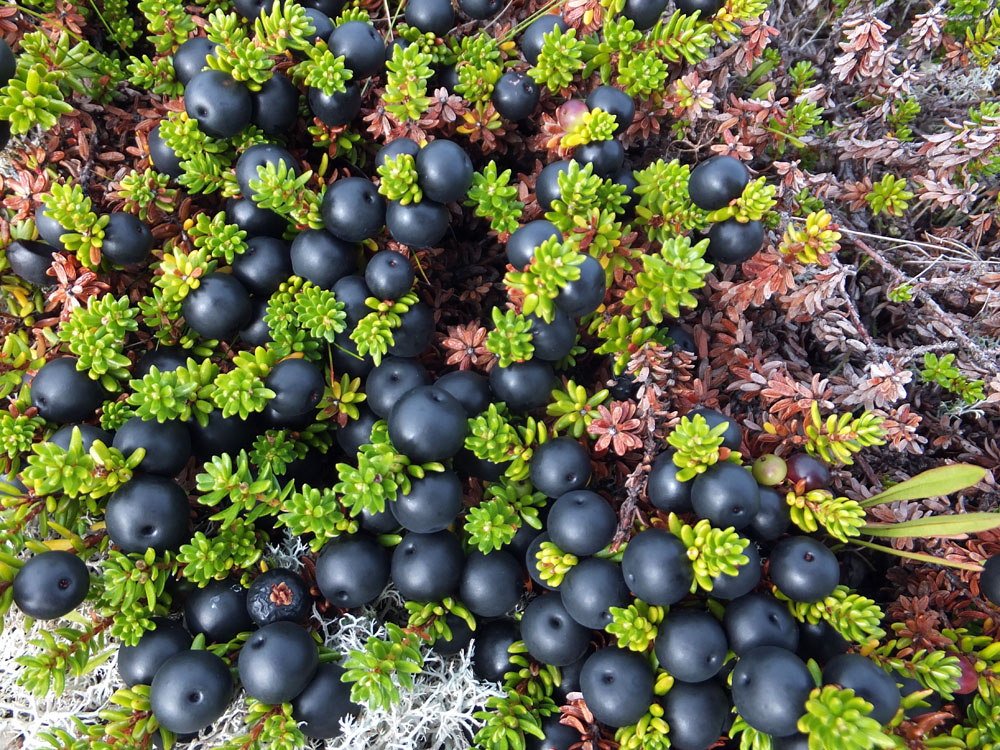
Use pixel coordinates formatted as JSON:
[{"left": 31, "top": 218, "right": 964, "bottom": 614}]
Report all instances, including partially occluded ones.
[
  {"left": 486, "top": 307, "right": 535, "bottom": 367},
  {"left": 504, "top": 237, "right": 584, "bottom": 323},
  {"left": 466, "top": 161, "right": 524, "bottom": 235},
  {"left": 666, "top": 413, "right": 731, "bottom": 481},
  {"left": 377, "top": 152, "right": 422, "bottom": 204}
]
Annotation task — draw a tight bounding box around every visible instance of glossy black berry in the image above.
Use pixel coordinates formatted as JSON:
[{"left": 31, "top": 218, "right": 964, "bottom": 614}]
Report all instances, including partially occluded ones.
[
  {"left": 666, "top": 323, "right": 696, "bottom": 353},
  {"left": 580, "top": 647, "right": 655, "bottom": 727},
  {"left": 769, "top": 535, "right": 840, "bottom": 603},
  {"left": 981, "top": 554, "right": 1000, "bottom": 606},
  {"left": 246, "top": 567, "right": 311, "bottom": 626},
  {"left": 113, "top": 416, "right": 191, "bottom": 477},
  {"left": 386, "top": 302, "right": 444, "bottom": 356},
  {"left": 547, "top": 490, "right": 615, "bottom": 556},
  {"left": 50, "top": 424, "right": 111, "bottom": 453},
  {"left": 527, "top": 311, "right": 575, "bottom": 361},
  {"left": 292, "top": 662, "right": 361, "bottom": 739},
  {"left": 308, "top": 81, "right": 362, "bottom": 126},
  {"left": 265, "top": 357, "right": 324, "bottom": 419},
  {"left": 723, "top": 593, "right": 799, "bottom": 655},
  {"left": 188, "top": 409, "right": 258, "bottom": 459},
  {"left": 710, "top": 539, "right": 761, "bottom": 599},
  {"left": 134, "top": 347, "right": 188, "bottom": 379},
  {"left": 415, "top": 139, "right": 473, "bottom": 204},
  {"left": 376, "top": 138, "right": 420, "bottom": 169},
  {"left": 335, "top": 403, "right": 378, "bottom": 456},
  {"left": 507, "top": 220, "right": 561, "bottom": 270},
  {"left": 690, "top": 461, "right": 760, "bottom": 529},
  {"left": 150, "top": 650, "right": 233, "bottom": 734},
  {"left": 521, "top": 593, "right": 591, "bottom": 667},
  {"left": 731, "top": 646, "right": 814, "bottom": 737},
  {"left": 520, "top": 15, "right": 569, "bottom": 66},
  {"left": 687, "top": 155, "right": 750, "bottom": 211},
  {"left": 646, "top": 450, "right": 692, "bottom": 513},
  {"left": 676, "top": 0, "right": 726, "bottom": 15},
  {"left": 655, "top": 609, "right": 728, "bottom": 683},
  {"left": 323, "top": 177, "right": 385, "bottom": 244},
  {"left": 232, "top": 236, "right": 291, "bottom": 295},
  {"left": 102, "top": 212, "right": 154, "bottom": 266},
  {"left": 823, "top": 653, "right": 901, "bottom": 724},
  {"left": 0, "top": 37, "right": 15, "bottom": 84},
  {"left": 585, "top": 86, "right": 635, "bottom": 136},
  {"left": 35, "top": 203, "right": 68, "bottom": 251},
  {"left": 239, "top": 621, "right": 318, "bottom": 704},
  {"left": 105, "top": 475, "right": 190, "bottom": 554},
  {"left": 289, "top": 229, "right": 356, "bottom": 289},
  {"left": 385, "top": 198, "right": 450, "bottom": 248},
  {"left": 621, "top": 529, "right": 693, "bottom": 606},
  {"left": 181, "top": 272, "right": 252, "bottom": 340},
  {"left": 472, "top": 618, "right": 520, "bottom": 682},
  {"left": 707, "top": 218, "right": 765, "bottom": 265},
  {"left": 234, "top": 0, "right": 273, "bottom": 18},
  {"left": 661, "top": 680, "right": 729, "bottom": 750},
  {"left": 13, "top": 550, "right": 90, "bottom": 620},
  {"left": 329, "top": 21, "right": 385, "bottom": 78},
  {"left": 301, "top": 0, "right": 346, "bottom": 16},
  {"left": 226, "top": 196, "right": 286, "bottom": 238},
  {"left": 333, "top": 274, "right": 373, "bottom": 325},
  {"left": 622, "top": 0, "right": 668, "bottom": 29},
  {"left": 797, "top": 619, "right": 849, "bottom": 666},
  {"left": 31, "top": 357, "right": 104, "bottom": 423},
  {"left": 390, "top": 469, "right": 463, "bottom": 533},
  {"left": 316, "top": 533, "right": 390, "bottom": 608},
  {"left": 560, "top": 557, "right": 629, "bottom": 630},
  {"left": 117, "top": 618, "right": 192, "bottom": 687},
  {"left": 303, "top": 8, "right": 335, "bottom": 42},
  {"left": 184, "top": 69, "right": 252, "bottom": 139},
  {"left": 388, "top": 385, "right": 468, "bottom": 463},
  {"left": 235, "top": 143, "right": 298, "bottom": 199},
  {"left": 391, "top": 529, "right": 466, "bottom": 602},
  {"left": 489, "top": 359, "right": 556, "bottom": 413},
  {"left": 750, "top": 487, "right": 790, "bottom": 541},
  {"left": 535, "top": 159, "right": 571, "bottom": 211},
  {"left": 435, "top": 370, "right": 491, "bottom": 417},
  {"left": 555, "top": 254, "right": 606, "bottom": 318},
  {"left": 573, "top": 138, "right": 624, "bottom": 179},
  {"left": 250, "top": 73, "right": 300, "bottom": 136},
  {"left": 405, "top": 0, "right": 454, "bottom": 34},
  {"left": 773, "top": 734, "right": 810, "bottom": 750},
  {"left": 184, "top": 578, "right": 254, "bottom": 642},
  {"left": 172, "top": 37, "right": 217, "bottom": 86},
  {"left": 526, "top": 713, "right": 580, "bottom": 750},
  {"left": 7, "top": 240, "right": 58, "bottom": 286},
  {"left": 493, "top": 71, "right": 540, "bottom": 121},
  {"left": 529, "top": 438, "right": 591, "bottom": 498},
  {"left": 688, "top": 406, "right": 742, "bottom": 450},
  {"left": 366, "top": 356, "right": 431, "bottom": 418},
  {"left": 366, "top": 250, "right": 415, "bottom": 300},
  {"left": 459, "top": 550, "right": 523, "bottom": 618},
  {"left": 148, "top": 123, "right": 183, "bottom": 179}
]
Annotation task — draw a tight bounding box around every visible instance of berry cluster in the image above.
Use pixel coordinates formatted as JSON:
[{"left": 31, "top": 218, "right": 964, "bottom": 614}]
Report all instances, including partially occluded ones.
[{"left": 0, "top": 2, "right": 996, "bottom": 750}]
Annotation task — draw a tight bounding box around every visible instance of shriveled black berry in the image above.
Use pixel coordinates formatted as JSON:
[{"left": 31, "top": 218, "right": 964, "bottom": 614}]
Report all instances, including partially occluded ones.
[{"left": 246, "top": 567, "right": 312, "bottom": 626}]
